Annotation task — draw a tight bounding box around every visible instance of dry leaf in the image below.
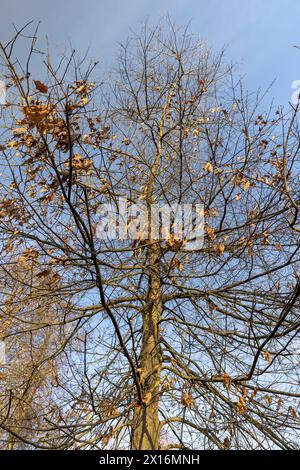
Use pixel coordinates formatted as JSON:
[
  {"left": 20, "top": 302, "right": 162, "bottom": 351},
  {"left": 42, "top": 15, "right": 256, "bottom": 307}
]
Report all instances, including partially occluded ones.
[
  {"left": 223, "top": 373, "right": 232, "bottom": 392},
  {"left": 243, "top": 180, "right": 250, "bottom": 191},
  {"left": 35, "top": 269, "right": 52, "bottom": 278},
  {"left": 237, "top": 396, "right": 247, "bottom": 415},
  {"left": 264, "top": 350, "right": 271, "bottom": 363},
  {"left": 265, "top": 395, "right": 272, "bottom": 405},
  {"left": 203, "top": 162, "right": 213, "bottom": 173},
  {"left": 223, "top": 436, "right": 231, "bottom": 449},
  {"left": 142, "top": 392, "right": 152, "bottom": 406},
  {"left": 34, "top": 80, "right": 48, "bottom": 94},
  {"left": 181, "top": 392, "right": 194, "bottom": 408},
  {"left": 207, "top": 225, "right": 216, "bottom": 240},
  {"left": 215, "top": 243, "right": 225, "bottom": 255},
  {"left": 288, "top": 406, "right": 298, "bottom": 418}
]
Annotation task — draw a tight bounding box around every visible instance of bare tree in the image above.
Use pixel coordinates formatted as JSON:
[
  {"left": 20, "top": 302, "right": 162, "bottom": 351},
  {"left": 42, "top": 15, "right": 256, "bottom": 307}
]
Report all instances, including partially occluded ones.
[{"left": 0, "top": 21, "right": 300, "bottom": 450}]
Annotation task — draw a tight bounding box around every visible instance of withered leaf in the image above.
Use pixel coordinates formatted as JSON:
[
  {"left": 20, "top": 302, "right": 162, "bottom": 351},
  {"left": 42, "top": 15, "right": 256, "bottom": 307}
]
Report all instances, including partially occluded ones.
[{"left": 34, "top": 80, "right": 48, "bottom": 94}]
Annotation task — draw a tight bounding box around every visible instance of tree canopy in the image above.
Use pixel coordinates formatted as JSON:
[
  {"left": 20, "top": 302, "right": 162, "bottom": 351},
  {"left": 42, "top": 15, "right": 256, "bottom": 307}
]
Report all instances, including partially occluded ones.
[{"left": 0, "top": 21, "right": 300, "bottom": 450}]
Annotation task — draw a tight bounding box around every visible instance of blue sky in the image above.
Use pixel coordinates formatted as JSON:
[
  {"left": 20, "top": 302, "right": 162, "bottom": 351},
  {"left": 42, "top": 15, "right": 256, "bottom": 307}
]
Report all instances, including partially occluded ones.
[{"left": 0, "top": 0, "right": 300, "bottom": 106}]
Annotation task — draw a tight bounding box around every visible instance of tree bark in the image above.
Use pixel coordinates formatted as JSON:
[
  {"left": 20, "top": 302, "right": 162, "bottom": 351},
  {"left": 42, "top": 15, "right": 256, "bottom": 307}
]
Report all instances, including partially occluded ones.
[{"left": 132, "top": 244, "right": 162, "bottom": 450}]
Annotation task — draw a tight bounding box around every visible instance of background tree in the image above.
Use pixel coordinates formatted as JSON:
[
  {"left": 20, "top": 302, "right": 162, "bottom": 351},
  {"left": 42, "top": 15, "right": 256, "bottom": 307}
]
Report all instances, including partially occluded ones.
[{"left": 0, "top": 21, "right": 300, "bottom": 450}]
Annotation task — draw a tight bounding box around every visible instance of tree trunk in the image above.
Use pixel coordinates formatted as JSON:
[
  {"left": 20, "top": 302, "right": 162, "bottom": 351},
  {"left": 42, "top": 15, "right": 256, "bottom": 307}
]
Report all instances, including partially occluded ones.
[{"left": 132, "top": 244, "right": 162, "bottom": 450}]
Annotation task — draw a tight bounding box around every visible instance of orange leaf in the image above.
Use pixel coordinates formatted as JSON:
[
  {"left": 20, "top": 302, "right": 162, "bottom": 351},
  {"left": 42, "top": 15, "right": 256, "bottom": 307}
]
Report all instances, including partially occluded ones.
[
  {"left": 181, "top": 392, "right": 194, "bottom": 408},
  {"left": 142, "top": 392, "right": 152, "bottom": 406},
  {"left": 264, "top": 350, "right": 271, "bottom": 363},
  {"left": 34, "top": 80, "right": 48, "bottom": 93}
]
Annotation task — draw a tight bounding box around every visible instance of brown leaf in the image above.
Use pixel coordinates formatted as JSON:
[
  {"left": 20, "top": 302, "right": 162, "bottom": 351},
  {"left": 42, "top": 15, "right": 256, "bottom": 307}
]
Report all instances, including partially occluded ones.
[
  {"left": 288, "top": 406, "right": 298, "bottom": 418},
  {"left": 237, "top": 396, "right": 247, "bottom": 415},
  {"left": 223, "top": 373, "right": 232, "bottom": 392},
  {"left": 264, "top": 350, "right": 271, "bottom": 363},
  {"left": 206, "top": 225, "right": 216, "bottom": 240},
  {"left": 142, "top": 391, "right": 152, "bottom": 406},
  {"left": 223, "top": 436, "right": 231, "bottom": 449},
  {"left": 265, "top": 395, "right": 272, "bottom": 405},
  {"left": 181, "top": 392, "right": 194, "bottom": 408},
  {"left": 203, "top": 162, "right": 213, "bottom": 173},
  {"left": 35, "top": 269, "right": 52, "bottom": 278},
  {"left": 34, "top": 80, "right": 48, "bottom": 93},
  {"left": 215, "top": 243, "right": 225, "bottom": 255},
  {"left": 243, "top": 180, "right": 250, "bottom": 191}
]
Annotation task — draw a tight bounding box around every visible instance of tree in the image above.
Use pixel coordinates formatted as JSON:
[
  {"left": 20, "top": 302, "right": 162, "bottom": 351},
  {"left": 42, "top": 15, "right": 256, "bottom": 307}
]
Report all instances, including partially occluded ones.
[
  {"left": 0, "top": 260, "right": 64, "bottom": 449},
  {"left": 0, "top": 21, "right": 300, "bottom": 450}
]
